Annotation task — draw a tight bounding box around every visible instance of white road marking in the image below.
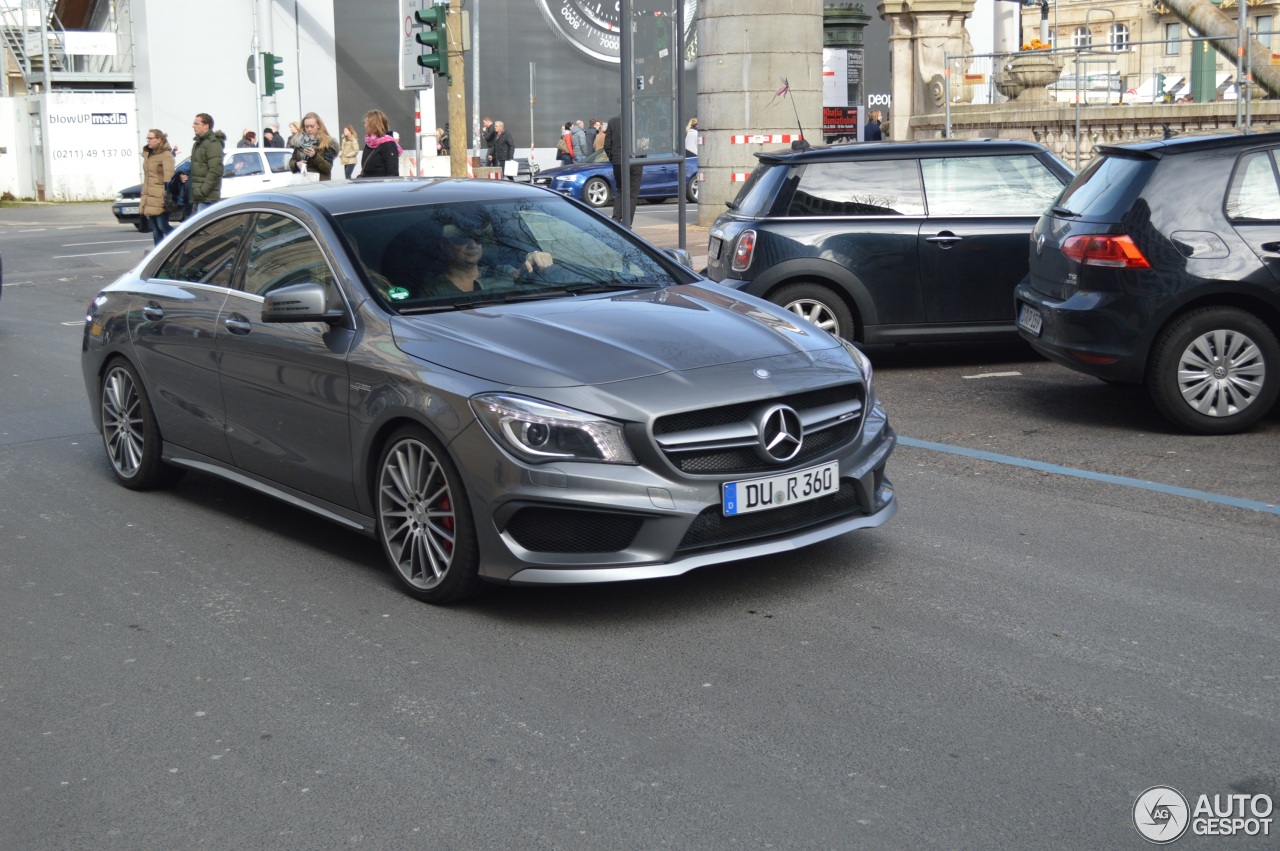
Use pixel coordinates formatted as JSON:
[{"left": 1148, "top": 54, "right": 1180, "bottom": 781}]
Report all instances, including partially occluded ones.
[
  {"left": 52, "top": 250, "right": 135, "bottom": 259},
  {"left": 962, "top": 371, "right": 1022, "bottom": 379},
  {"left": 63, "top": 239, "right": 151, "bottom": 247}
]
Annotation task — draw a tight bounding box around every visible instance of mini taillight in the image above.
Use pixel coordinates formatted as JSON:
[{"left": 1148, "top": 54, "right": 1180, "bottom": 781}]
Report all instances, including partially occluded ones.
[
  {"left": 731, "top": 230, "right": 756, "bottom": 273},
  {"left": 1059, "top": 234, "right": 1151, "bottom": 269}
]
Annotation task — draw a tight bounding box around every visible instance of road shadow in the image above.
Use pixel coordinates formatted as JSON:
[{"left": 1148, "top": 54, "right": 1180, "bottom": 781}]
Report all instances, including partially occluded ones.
[{"left": 861, "top": 338, "right": 1041, "bottom": 370}]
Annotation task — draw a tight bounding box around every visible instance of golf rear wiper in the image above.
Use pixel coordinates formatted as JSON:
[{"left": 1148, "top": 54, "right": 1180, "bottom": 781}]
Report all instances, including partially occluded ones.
[{"left": 1049, "top": 204, "right": 1079, "bottom": 218}]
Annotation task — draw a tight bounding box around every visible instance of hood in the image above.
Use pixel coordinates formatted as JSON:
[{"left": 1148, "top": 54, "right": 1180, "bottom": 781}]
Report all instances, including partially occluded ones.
[{"left": 389, "top": 283, "right": 843, "bottom": 388}]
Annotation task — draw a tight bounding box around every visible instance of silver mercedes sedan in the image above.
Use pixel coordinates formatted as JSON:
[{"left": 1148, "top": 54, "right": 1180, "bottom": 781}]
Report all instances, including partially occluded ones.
[{"left": 81, "top": 179, "right": 896, "bottom": 603}]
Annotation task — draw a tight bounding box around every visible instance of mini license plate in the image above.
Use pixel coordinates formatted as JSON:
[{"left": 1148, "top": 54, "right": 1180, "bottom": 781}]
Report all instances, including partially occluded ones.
[
  {"left": 722, "top": 461, "right": 839, "bottom": 516},
  {"left": 1017, "top": 303, "right": 1043, "bottom": 337},
  {"left": 707, "top": 236, "right": 722, "bottom": 260}
]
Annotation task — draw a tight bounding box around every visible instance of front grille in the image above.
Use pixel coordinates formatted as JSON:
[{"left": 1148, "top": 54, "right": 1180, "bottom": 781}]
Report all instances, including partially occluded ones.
[
  {"left": 653, "top": 384, "right": 864, "bottom": 476},
  {"left": 504, "top": 506, "right": 643, "bottom": 553},
  {"left": 676, "top": 481, "right": 863, "bottom": 552}
]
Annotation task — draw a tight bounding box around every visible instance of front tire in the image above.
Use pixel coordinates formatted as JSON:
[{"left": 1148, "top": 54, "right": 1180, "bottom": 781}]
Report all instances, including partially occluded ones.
[
  {"left": 100, "top": 360, "right": 181, "bottom": 489},
  {"left": 376, "top": 427, "right": 481, "bottom": 603},
  {"left": 133, "top": 220, "right": 149, "bottom": 233},
  {"left": 583, "top": 177, "right": 612, "bottom": 208},
  {"left": 1148, "top": 307, "right": 1279, "bottom": 434},
  {"left": 770, "top": 282, "right": 856, "bottom": 341},
  {"left": 686, "top": 176, "right": 698, "bottom": 204}
]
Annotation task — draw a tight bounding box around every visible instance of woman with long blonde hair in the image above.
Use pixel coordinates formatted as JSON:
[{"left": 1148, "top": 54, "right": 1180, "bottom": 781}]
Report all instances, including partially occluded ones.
[
  {"left": 288, "top": 111, "right": 340, "bottom": 180},
  {"left": 140, "top": 128, "right": 175, "bottom": 244}
]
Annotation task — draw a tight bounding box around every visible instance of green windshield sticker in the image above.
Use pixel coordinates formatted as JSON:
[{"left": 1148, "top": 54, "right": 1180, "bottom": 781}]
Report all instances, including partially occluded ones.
[{"left": 388, "top": 286, "right": 410, "bottom": 301}]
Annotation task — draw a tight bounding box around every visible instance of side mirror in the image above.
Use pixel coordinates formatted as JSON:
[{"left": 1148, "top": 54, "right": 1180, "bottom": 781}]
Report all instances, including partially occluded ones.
[
  {"left": 261, "top": 282, "right": 345, "bottom": 324},
  {"left": 664, "top": 247, "right": 694, "bottom": 269}
]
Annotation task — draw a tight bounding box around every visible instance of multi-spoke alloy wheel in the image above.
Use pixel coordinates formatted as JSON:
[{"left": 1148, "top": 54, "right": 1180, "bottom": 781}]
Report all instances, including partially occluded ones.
[
  {"left": 100, "top": 360, "right": 176, "bottom": 489},
  {"left": 583, "top": 177, "right": 611, "bottom": 208},
  {"left": 771, "top": 282, "right": 855, "bottom": 341},
  {"left": 1149, "top": 307, "right": 1279, "bottom": 434},
  {"left": 376, "top": 428, "right": 480, "bottom": 603}
]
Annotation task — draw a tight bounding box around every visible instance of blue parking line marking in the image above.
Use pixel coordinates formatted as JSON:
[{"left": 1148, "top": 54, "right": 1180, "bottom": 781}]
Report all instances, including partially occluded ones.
[{"left": 897, "top": 436, "right": 1280, "bottom": 516}]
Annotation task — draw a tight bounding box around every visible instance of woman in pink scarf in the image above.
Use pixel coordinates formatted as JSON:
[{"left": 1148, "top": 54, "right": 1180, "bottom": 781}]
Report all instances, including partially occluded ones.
[{"left": 358, "top": 109, "right": 401, "bottom": 178}]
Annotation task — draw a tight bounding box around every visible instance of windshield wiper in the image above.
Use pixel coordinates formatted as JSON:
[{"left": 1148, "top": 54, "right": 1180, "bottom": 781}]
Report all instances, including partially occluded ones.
[
  {"left": 561, "top": 281, "right": 655, "bottom": 294},
  {"left": 1049, "top": 204, "right": 1079, "bottom": 218},
  {"left": 398, "top": 292, "right": 556, "bottom": 313}
]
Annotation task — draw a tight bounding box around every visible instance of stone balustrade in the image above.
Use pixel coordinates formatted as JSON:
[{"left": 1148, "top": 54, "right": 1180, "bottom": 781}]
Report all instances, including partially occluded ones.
[{"left": 908, "top": 101, "right": 1280, "bottom": 168}]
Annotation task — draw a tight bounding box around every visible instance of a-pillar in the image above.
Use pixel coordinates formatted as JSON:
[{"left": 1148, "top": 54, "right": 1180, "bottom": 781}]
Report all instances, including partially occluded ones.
[
  {"left": 696, "top": 0, "right": 823, "bottom": 227},
  {"left": 877, "top": 0, "right": 975, "bottom": 140}
]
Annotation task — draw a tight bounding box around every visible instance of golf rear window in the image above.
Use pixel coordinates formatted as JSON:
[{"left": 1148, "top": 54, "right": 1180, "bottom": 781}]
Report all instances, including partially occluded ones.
[{"left": 1054, "top": 153, "right": 1155, "bottom": 220}]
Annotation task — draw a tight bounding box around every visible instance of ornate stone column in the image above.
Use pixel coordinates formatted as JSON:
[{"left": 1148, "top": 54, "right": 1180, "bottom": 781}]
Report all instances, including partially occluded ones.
[{"left": 877, "top": 0, "right": 976, "bottom": 140}]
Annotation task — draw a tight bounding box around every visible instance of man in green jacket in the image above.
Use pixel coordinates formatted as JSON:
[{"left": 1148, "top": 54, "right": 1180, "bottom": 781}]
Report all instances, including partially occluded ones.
[{"left": 189, "top": 113, "right": 226, "bottom": 211}]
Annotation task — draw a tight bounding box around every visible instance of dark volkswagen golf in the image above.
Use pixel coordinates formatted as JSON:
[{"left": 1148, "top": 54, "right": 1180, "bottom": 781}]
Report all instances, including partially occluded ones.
[
  {"left": 81, "top": 179, "right": 896, "bottom": 603},
  {"left": 706, "top": 140, "right": 1073, "bottom": 343},
  {"left": 1016, "top": 131, "right": 1280, "bottom": 434}
]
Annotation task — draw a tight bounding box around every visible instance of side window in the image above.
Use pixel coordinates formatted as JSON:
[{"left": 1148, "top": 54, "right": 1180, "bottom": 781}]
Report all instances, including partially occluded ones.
[
  {"left": 225, "top": 152, "right": 264, "bottom": 178},
  {"left": 921, "top": 155, "right": 1066, "bottom": 216},
  {"left": 266, "top": 151, "right": 292, "bottom": 173},
  {"left": 1225, "top": 150, "right": 1280, "bottom": 221},
  {"left": 243, "top": 213, "right": 336, "bottom": 297},
  {"left": 154, "top": 215, "right": 249, "bottom": 286},
  {"left": 787, "top": 159, "right": 925, "bottom": 216}
]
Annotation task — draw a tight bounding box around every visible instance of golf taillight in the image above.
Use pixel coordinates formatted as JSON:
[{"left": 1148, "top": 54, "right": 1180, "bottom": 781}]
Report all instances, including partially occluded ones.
[
  {"left": 1060, "top": 234, "right": 1151, "bottom": 269},
  {"left": 731, "top": 230, "right": 756, "bottom": 273}
]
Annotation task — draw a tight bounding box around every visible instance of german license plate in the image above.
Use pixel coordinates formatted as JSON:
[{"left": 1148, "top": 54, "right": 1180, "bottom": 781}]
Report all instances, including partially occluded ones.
[
  {"left": 722, "top": 461, "right": 839, "bottom": 516},
  {"left": 1018, "top": 303, "right": 1043, "bottom": 336},
  {"left": 707, "top": 236, "right": 722, "bottom": 260},
  {"left": 120, "top": 205, "right": 139, "bottom": 215}
]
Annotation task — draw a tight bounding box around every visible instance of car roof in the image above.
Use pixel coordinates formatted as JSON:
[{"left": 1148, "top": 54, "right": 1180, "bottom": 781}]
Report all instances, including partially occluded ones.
[
  {"left": 755, "top": 138, "right": 1054, "bottom": 164},
  {"left": 219, "top": 177, "right": 560, "bottom": 217},
  {"left": 1095, "top": 130, "right": 1280, "bottom": 159}
]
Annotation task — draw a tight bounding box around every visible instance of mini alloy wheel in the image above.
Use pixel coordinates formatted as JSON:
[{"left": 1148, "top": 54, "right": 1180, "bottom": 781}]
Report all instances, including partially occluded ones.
[
  {"left": 771, "top": 282, "right": 855, "bottom": 341},
  {"left": 376, "top": 428, "right": 480, "bottom": 602}
]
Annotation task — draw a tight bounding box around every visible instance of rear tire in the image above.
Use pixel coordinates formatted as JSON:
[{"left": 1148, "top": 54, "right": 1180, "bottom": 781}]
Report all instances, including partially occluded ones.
[
  {"left": 583, "top": 177, "right": 612, "bottom": 209},
  {"left": 770, "top": 282, "right": 856, "bottom": 341},
  {"left": 1147, "top": 306, "right": 1279, "bottom": 434},
  {"left": 376, "top": 426, "right": 482, "bottom": 603},
  {"left": 100, "top": 359, "right": 183, "bottom": 489},
  {"left": 686, "top": 176, "right": 698, "bottom": 204}
]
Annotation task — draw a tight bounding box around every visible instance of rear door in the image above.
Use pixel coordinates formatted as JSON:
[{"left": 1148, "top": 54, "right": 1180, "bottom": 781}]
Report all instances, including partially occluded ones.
[
  {"left": 918, "top": 154, "right": 1068, "bottom": 324},
  {"left": 1224, "top": 146, "right": 1280, "bottom": 286}
]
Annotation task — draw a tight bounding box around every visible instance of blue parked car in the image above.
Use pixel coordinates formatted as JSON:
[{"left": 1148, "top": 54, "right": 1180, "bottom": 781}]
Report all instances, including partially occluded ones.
[{"left": 534, "top": 149, "right": 698, "bottom": 208}]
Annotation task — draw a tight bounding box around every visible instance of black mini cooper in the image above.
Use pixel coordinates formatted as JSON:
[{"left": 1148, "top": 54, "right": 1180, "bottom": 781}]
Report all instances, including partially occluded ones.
[{"left": 706, "top": 140, "right": 1073, "bottom": 344}]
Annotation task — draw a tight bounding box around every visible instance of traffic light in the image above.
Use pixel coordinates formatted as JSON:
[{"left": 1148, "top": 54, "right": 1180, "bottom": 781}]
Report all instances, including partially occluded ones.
[
  {"left": 415, "top": 3, "right": 448, "bottom": 81},
  {"left": 262, "top": 52, "right": 284, "bottom": 96}
]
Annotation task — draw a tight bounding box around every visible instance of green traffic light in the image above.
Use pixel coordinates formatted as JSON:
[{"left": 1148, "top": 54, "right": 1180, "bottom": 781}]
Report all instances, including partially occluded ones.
[
  {"left": 262, "top": 52, "right": 285, "bottom": 96},
  {"left": 414, "top": 5, "right": 448, "bottom": 77}
]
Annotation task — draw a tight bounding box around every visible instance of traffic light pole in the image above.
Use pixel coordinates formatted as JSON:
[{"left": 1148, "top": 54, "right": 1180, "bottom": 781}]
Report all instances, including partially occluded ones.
[{"left": 258, "top": 0, "right": 278, "bottom": 133}]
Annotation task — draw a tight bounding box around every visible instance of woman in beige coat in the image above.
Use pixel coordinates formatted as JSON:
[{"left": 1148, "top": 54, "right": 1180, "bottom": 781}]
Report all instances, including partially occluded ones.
[{"left": 140, "top": 128, "right": 176, "bottom": 245}]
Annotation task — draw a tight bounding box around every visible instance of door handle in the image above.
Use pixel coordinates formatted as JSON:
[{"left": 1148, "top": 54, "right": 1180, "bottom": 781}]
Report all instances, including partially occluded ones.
[
  {"left": 926, "top": 232, "right": 964, "bottom": 246},
  {"left": 1260, "top": 241, "right": 1280, "bottom": 253},
  {"left": 142, "top": 304, "right": 164, "bottom": 321},
  {"left": 224, "top": 315, "right": 252, "bottom": 335}
]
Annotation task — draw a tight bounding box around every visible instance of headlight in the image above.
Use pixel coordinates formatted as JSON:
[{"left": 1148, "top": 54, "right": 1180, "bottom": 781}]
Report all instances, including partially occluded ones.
[
  {"left": 841, "top": 339, "right": 873, "bottom": 396},
  {"left": 470, "top": 394, "right": 636, "bottom": 465},
  {"left": 114, "top": 194, "right": 126, "bottom": 204}
]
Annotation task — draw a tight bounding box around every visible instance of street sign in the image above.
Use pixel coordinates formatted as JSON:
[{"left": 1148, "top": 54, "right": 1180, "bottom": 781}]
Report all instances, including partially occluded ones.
[
  {"left": 399, "top": 0, "right": 436, "bottom": 91},
  {"left": 246, "top": 55, "right": 256, "bottom": 84}
]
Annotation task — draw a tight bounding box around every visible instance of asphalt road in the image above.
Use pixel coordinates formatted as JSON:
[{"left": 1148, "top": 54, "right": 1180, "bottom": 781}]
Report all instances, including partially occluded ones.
[{"left": 1, "top": 202, "right": 1277, "bottom": 849}]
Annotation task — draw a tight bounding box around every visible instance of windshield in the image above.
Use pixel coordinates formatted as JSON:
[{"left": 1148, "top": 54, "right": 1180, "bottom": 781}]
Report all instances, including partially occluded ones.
[{"left": 337, "top": 197, "right": 683, "bottom": 314}]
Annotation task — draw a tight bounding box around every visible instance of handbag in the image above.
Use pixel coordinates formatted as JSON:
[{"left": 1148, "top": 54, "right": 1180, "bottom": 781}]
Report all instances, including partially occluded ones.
[{"left": 162, "top": 192, "right": 178, "bottom": 214}]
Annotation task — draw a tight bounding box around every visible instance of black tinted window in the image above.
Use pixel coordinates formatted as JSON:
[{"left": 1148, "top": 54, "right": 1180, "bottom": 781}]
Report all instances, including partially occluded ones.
[
  {"left": 1055, "top": 153, "right": 1155, "bottom": 220},
  {"left": 243, "top": 213, "right": 335, "bottom": 296},
  {"left": 155, "top": 215, "right": 248, "bottom": 286},
  {"left": 788, "top": 159, "right": 924, "bottom": 216},
  {"left": 1225, "top": 149, "right": 1280, "bottom": 221},
  {"left": 729, "top": 163, "right": 789, "bottom": 218}
]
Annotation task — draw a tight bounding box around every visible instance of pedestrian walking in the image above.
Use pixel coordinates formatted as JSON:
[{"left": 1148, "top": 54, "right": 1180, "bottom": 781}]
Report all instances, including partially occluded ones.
[
  {"left": 237, "top": 128, "right": 257, "bottom": 148},
  {"left": 285, "top": 121, "right": 302, "bottom": 148},
  {"left": 604, "top": 114, "right": 643, "bottom": 226},
  {"left": 556, "top": 122, "right": 574, "bottom": 165},
  {"left": 340, "top": 125, "right": 359, "bottom": 179},
  {"left": 864, "top": 109, "right": 883, "bottom": 141},
  {"left": 189, "top": 112, "right": 226, "bottom": 212},
  {"left": 140, "top": 128, "right": 176, "bottom": 245},
  {"left": 685, "top": 117, "right": 699, "bottom": 155},
  {"left": 358, "top": 109, "right": 401, "bottom": 178},
  {"left": 288, "top": 112, "right": 339, "bottom": 180}
]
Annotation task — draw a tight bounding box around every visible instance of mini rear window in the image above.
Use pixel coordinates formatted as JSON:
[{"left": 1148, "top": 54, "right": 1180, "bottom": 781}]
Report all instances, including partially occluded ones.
[
  {"left": 1053, "top": 153, "right": 1156, "bottom": 220},
  {"left": 728, "top": 162, "right": 789, "bottom": 218}
]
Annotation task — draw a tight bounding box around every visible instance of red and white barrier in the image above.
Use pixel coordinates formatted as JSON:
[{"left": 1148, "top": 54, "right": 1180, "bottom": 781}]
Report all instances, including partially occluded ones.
[{"left": 729, "top": 133, "right": 802, "bottom": 144}]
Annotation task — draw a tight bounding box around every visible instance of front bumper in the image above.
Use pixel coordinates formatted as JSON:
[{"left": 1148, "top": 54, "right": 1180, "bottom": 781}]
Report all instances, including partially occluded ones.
[
  {"left": 112, "top": 201, "right": 141, "bottom": 224},
  {"left": 454, "top": 397, "right": 897, "bottom": 587}
]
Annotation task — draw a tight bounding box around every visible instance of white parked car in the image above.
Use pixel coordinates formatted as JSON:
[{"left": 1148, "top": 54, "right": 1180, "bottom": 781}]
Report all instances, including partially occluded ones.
[{"left": 111, "top": 148, "right": 298, "bottom": 230}]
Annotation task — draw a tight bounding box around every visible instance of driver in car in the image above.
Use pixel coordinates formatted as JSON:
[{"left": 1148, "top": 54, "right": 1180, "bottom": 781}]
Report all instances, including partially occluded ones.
[{"left": 424, "top": 223, "right": 555, "bottom": 296}]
